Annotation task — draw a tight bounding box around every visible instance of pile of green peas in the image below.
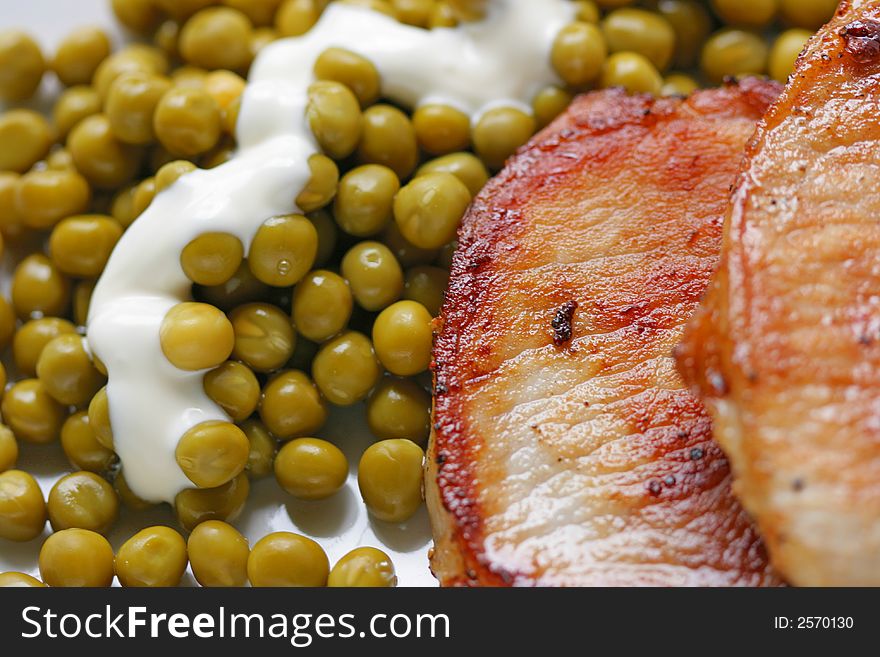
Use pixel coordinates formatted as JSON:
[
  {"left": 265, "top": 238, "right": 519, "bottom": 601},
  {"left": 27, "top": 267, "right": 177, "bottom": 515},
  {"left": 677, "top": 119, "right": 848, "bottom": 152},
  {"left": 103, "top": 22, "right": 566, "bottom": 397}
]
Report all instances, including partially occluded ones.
[{"left": 0, "top": 0, "right": 837, "bottom": 587}]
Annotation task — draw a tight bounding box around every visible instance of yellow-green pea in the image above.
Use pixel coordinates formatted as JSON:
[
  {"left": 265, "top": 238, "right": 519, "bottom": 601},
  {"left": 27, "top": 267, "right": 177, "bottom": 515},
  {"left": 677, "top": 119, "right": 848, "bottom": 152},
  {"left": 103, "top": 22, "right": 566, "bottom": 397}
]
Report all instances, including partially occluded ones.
[
  {"left": 446, "top": 0, "right": 485, "bottom": 20},
  {"left": 573, "top": 0, "right": 600, "bottom": 22},
  {"left": 473, "top": 107, "right": 535, "bottom": 171},
  {"left": 154, "top": 19, "right": 181, "bottom": 59},
  {"left": 88, "top": 386, "right": 114, "bottom": 450},
  {"left": 229, "top": 302, "right": 296, "bottom": 372},
  {"left": 340, "top": 241, "right": 404, "bottom": 312},
  {"left": 248, "top": 214, "right": 318, "bottom": 287},
  {"left": 292, "top": 270, "right": 353, "bottom": 343},
  {"left": 0, "top": 110, "right": 53, "bottom": 173},
  {"left": 415, "top": 152, "right": 489, "bottom": 197},
  {"left": 357, "top": 438, "right": 424, "bottom": 523},
  {"left": 51, "top": 26, "right": 112, "bottom": 87},
  {"left": 195, "top": 259, "right": 272, "bottom": 311},
  {"left": 0, "top": 470, "right": 46, "bottom": 541},
  {"left": 328, "top": 546, "right": 397, "bottom": 587},
  {"left": 176, "top": 420, "right": 250, "bottom": 488},
  {"left": 340, "top": 0, "right": 396, "bottom": 15},
  {"left": 532, "top": 86, "right": 573, "bottom": 129},
  {"left": 160, "top": 301, "right": 235, "bottom": 371},
  {"left": 600, "top": 51, "right": 663, "bottom": 95},
  {"left": 47, "top": 471, "right": 118, "bottom": 534},
  {"left": 11, "top": 254, "right": 70, "bottom": 320},
  {"left": 156, "top": 159, "right": 197, "bottom": 191},
  {"left": 39, "top": 528, "right": 114, "bottom": 587},
  {"left": 333, "top": 164, "right": 399, "bottom": 237},
  {"left": 154, "top": 87, "right": 222, "bottom": 157},
  {"left": 701, "top": 29, "right": 768, "bottom": 84},
  {"left": 116, "top": 526, "right": 188, "bottom": 587},
  {"left": 296, "top": 154, "right": 339, "bottom": 213},
  {"left": 154, "top": 0, "right": 217, "bottom": 20},
  {"left": 312, "top": 330, "right": 381, "bottom": 406},
  {"left": 0, "top": 426, "right": 17, "bottom": 473},
  {"left": 0, "top": 173, "right": 24, "bottom": 239},
  {"left": 551, "top": 21, "right": 607, "bottom": 87},
  {"left": 274, "top": 437, "right": 348, "bottom": 500},
  {"left": 106, "top": 71, "right": 172, "bottom": 145},
  {"left": 392, "top": 0, "right": 433, "bottom": 26},
  {"left": 49, "top": 215, "right": 122, "bottom": 279},
  {"left": 174, "top": 471, "right": 250, "bottom": 532},
  {"left": 769, "top": 29, "right": 811, "bottom": 83},
  {"left": 73, "top": 280, "right": 95, "bottom": 327},
  {"left": 381, "top": 221, "right": 440, "bottom": 268},
  {"left": 313, "top": 47, "right": 381, "bottom": 107},
  {"left": 53, "top": 86, "right": 102, "bottom": 139},
  {"left": 170, "top": 65, "right": 209, "bottom": 89},
  {"left": 36, "top": 333, "right": 105, "bottom": 406},
  {"left": 372, "top": 300, "right": 433, "bottom": 376},
  {"left": 0, "top": 572, "right": 45, "bottom": 587},
  {"left": 110, "top": 184, "right": 137, "bottom": 228},
  {"left": 179, "top": 6, "right": 254, "bottom": 72},
  {"left": 241, "top": 419, "right": 277, "bottom": 479},
  {"left": 602, "top": 9, "right": 676, "bottom": 72},
  {"left": 366, "top": 377, "right": 431, "bottom": 444},
  {"left": 711, "top": 0, "right": 778, "bottom": 28},
  {"left": 187, "top": 519, "right": 250, "bottom": 586},
  {"left": 275, "top": 0, "right": 321, "bottom": 37},
  {"left": 67, "top": 114, "right": 143, "bottom": 189},
  {"left": 656, "top": 0, "right": 712, "bottom": 69},
  {"left": 92, "top": 46, "right": 168, "bottom": 101},
  {"left": 779, "top": 0, "right": 836, "bottom": 30},
  {"left": 403, "top": 265, "right": 447, "bottom": 316},
  {"left": 0, "top": 296, "right": 13, "bottom": 351},
  {"left": 250, "top": 27, "right": 279, "bottom": 57},
  {"left": 247, "top": 531, "right": 329, "bottom": 587},
  {"left": 428, "top": 1, "right": 457, "bottom": 27},
  {"left": 224, "top": 0, "right": 284, "bottom": 27},
  {"left": 661, "top": 73, "right": 699, "bottom": 97},
  {"left": 204, "top": 360, "right": 261, "bottom": 422},
  {"left": 358, "top": 104, "right": 419, "bottom": 179},
  {"left": 46, "top": 148, "right": 75, "bottom": 170},
  {"left": 307, "top": 209, "right": 338, "bottom": 267},
  {"left": 306, "top": 80, "right": 363, "bottom": 160},
  {"left": 393, "top": 172, "right": 471, "bottom": 250},
  {"left": 180, "top": 232, "right": 244, "bottom": 286},
  {"left": 13, "top": 168, "right": 91, "bottom": 230},
  {"left": 412, "top": 104, "right": 471, "bottom": 155},
  {"left": 259, "top": 370, "right": 327, "bottom": 439},
  {"left": 60, "top": 411, "right": 116, "bottom": 474},
  {"left": 13, "top": 317, "right": 78, "bottom": 377},
  {"left": 111, "top": 0, "right": 162, "bottom": 34},
  {"left": 0, "top": 31, "right": 45, "bottom": 101}
]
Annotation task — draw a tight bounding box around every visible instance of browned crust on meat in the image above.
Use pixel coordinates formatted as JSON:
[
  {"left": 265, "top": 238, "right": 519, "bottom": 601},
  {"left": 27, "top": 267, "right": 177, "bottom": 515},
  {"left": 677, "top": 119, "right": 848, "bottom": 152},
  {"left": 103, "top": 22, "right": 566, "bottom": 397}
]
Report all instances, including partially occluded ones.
[
  {"left": 429, "top": 80, "right": 782, "bottom": 586},
  {"left": 676, "top": 1, "right": 880, "bottom": 585}
]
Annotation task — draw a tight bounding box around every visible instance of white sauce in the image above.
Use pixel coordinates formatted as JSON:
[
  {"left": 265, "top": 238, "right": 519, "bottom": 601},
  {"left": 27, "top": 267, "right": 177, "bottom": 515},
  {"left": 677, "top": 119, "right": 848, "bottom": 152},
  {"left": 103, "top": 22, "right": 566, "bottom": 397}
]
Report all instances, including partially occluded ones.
[{"left": 87, "top": 0, "right": 574, "bottom": 504}]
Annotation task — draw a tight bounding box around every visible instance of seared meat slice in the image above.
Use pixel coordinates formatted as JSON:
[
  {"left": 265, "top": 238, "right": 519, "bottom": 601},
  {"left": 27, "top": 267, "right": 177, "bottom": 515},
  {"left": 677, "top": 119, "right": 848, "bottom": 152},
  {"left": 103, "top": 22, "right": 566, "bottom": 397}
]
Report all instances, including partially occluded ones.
[
  {"left": 677, "top": 1, "right": 880, "bottom": 586},
  {"left": 428, "top": 81, "right": 782, "bottom": 586}
]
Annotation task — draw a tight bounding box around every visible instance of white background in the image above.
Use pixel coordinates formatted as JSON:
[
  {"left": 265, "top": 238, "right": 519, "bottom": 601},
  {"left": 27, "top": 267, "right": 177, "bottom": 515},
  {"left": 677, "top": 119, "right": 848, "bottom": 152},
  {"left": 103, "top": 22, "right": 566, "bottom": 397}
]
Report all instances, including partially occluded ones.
[{"left": 0, "top": 0, "right": 437, "bottom": 586}]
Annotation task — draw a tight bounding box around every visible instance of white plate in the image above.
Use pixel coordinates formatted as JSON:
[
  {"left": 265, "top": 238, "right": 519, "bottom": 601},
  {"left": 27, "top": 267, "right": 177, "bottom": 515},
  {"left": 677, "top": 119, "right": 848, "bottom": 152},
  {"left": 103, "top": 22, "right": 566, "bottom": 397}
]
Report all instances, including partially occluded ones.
[{"left": 0, "top": 0, "right": 437, "bottom": 587}]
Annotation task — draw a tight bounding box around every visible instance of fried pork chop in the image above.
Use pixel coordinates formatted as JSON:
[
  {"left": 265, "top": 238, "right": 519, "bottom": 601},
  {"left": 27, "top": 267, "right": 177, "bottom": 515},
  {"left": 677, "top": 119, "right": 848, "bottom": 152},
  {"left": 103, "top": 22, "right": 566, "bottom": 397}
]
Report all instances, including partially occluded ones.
[
  {"left": 427, "top": 81, "right": 782, "bottom": 586},
  {"left": 676, "top": 1, "right": 880, "bottom": 586}
]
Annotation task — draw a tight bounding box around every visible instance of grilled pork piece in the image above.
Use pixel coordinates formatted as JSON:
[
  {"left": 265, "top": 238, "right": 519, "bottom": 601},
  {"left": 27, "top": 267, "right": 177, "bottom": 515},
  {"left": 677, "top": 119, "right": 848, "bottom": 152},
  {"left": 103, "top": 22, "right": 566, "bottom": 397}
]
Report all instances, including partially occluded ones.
[
  {"left": 676, "top": 1, "right": 880, "bottom": 586},
  {"left": 427, "top": 81, "right": 782, "bottom": 586}
]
